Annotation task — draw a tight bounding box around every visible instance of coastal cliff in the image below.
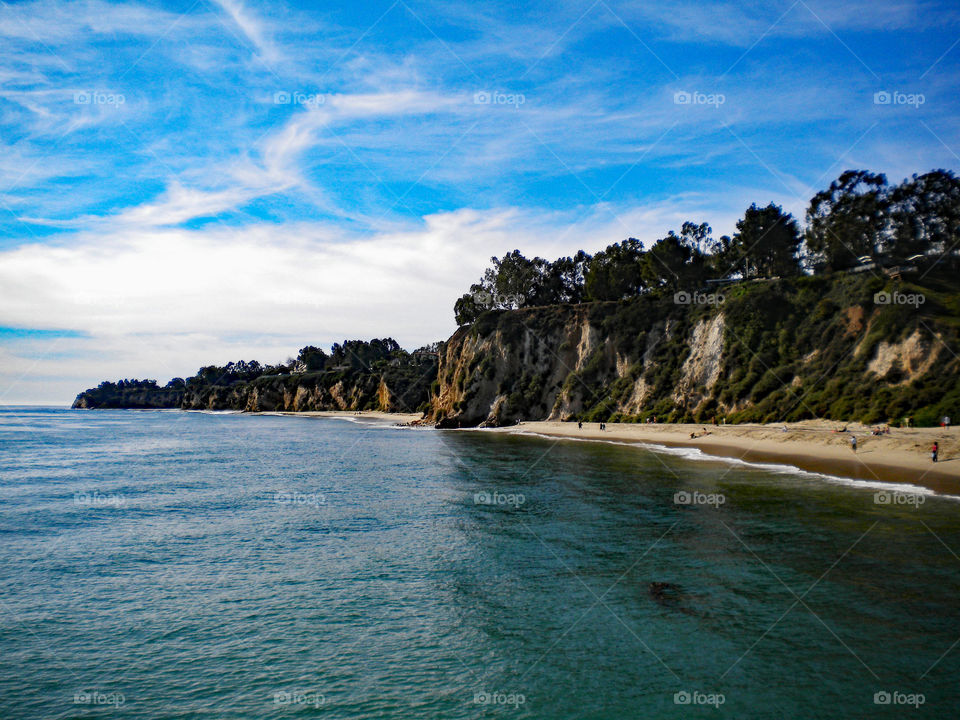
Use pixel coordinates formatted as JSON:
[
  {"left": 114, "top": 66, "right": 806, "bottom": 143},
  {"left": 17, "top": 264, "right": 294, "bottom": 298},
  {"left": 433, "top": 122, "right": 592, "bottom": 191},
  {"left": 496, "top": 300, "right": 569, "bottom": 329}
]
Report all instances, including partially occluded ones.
[
  {"left": 73, "top": 340, "right": 439, "bottom": 414},
  {"left": 73, "top": 273, "right": 959, "bottom": 426},
  {"left": 431, "top": 272, "right": 959, "bottom": 427}
]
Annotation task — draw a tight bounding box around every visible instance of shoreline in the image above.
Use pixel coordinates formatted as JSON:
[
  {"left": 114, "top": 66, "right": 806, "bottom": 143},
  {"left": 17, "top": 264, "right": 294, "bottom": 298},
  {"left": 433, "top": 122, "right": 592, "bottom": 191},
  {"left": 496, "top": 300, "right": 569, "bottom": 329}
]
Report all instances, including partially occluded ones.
[
  {"left": 253, "top": 409, "right": 425, "bottom": 424},
  {"left": 150, "top": 409, "right": 960, "bottom": 497},
  {"left": 492, "top": 420, "right": 960, "bottom": 497}
]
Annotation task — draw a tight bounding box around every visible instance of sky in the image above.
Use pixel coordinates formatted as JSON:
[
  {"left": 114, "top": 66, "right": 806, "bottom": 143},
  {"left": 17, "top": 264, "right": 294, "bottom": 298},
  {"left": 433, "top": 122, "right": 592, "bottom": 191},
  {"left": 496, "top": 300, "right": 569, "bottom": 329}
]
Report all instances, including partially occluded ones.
[{"left": 1, "top": 0, "right": 959, "bottom": 404}]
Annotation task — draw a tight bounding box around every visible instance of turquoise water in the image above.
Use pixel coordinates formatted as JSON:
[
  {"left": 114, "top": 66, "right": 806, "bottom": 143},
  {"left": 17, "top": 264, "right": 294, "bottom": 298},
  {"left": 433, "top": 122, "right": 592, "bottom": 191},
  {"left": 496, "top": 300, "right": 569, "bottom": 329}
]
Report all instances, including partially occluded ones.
[{"left": 1, "top": 407, "right": 958, "bottom": 719}]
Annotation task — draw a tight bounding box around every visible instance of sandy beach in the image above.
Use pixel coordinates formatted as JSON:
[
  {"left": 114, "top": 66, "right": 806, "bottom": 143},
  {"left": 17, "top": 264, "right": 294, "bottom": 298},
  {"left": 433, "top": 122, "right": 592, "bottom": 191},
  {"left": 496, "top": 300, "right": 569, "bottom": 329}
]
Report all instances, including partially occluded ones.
[{"left": 495, "top": 420, "right": 960, "bottom": 495}]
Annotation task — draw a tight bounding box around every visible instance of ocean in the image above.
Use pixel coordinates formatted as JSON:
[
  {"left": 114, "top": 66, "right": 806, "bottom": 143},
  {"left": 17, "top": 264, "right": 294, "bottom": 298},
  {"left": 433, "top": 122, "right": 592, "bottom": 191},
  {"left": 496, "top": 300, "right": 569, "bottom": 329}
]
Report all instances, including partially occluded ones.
[{"left": 1, "top": 407, "right": 958, "bottom": 718}]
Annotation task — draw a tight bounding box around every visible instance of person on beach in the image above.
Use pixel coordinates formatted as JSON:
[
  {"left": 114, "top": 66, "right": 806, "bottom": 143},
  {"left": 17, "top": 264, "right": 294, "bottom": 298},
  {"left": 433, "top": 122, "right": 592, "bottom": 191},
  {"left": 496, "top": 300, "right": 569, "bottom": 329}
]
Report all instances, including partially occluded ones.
[
  {"left": 932, "top": 442, "right": 939, "bottom": 462},
  {"left": 944, "top": 416, "right": 951, "bottom": 428},
  {"left": 850, "top": 435, "right": 857, "bottom": 452},
  {"left": 578, "top": 420, "right": 583, "bottom": 430}
]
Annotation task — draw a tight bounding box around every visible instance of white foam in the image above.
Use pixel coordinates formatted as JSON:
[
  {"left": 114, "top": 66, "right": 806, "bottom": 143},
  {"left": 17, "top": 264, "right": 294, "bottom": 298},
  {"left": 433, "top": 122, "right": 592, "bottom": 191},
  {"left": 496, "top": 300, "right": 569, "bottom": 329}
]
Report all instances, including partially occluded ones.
[{"left": 504, "top": 429, "right": 960, "bottom": 502}]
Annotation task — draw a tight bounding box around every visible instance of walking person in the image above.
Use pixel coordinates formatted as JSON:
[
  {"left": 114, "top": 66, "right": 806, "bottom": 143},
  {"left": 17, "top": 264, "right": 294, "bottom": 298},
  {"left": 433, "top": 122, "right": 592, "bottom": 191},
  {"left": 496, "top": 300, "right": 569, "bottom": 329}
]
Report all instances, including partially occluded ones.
[
  {"left": 850, "top": 435, "right": 857, "bottom": 453},
  {"left": 578, "top": 420, "right": 583, "bottom": 430},
  {"left": 932, "top": 441, "right": 939, "bottom": 463}
]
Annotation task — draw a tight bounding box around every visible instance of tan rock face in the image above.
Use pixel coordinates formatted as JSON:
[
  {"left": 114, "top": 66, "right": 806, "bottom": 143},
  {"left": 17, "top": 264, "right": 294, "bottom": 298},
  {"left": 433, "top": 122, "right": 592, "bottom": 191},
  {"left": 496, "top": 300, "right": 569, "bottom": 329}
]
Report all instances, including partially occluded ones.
[
  {"left": 868, "top": 329, "right": 939, "bottom": 382},
  {"left": 673, "top": 315, "right": 726, "bottom": 407},
  {"left": 432, "top": 304, "right": 737, "bottom": 426}
]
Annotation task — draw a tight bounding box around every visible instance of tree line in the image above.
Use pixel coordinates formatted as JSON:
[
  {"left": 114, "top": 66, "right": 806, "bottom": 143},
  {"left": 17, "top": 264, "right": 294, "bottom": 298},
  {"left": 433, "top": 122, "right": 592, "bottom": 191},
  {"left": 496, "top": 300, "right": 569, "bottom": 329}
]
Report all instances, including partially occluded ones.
[
  {"left": 154, "top": 338, "right": 437, "bottom": 390},
  {"left": 454, "top": 169, "right": 960, "bottom": 325}
]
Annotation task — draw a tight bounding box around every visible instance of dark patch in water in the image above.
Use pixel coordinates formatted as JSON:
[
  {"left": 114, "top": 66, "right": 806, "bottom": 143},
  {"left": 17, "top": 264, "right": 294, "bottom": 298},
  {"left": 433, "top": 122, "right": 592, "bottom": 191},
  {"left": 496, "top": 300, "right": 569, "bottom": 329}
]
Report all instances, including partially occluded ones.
[{"left": 648, "top": 581, "right": 697, "bottom": 616}]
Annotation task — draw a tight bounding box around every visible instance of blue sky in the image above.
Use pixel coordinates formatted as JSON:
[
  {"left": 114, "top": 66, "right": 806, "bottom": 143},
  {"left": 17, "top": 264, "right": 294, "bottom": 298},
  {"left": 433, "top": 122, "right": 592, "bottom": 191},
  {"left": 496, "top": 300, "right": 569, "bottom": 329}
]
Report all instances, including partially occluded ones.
[{"left": 1, "top": 0, "right": 959, "bottom": 403}]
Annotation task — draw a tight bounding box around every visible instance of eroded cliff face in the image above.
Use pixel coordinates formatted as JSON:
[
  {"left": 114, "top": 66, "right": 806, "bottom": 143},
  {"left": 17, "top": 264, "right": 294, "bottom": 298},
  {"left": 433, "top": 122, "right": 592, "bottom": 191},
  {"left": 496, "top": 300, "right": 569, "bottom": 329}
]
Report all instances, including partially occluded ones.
[
  {"left": 430, "top": 276, "right": 959, "bottom": 427},
  {"left": 431, "top": 302, "right": 718, "bottom": 427},
  {"left": 74, "top": 366, "right": 436, "bottom": 413}
]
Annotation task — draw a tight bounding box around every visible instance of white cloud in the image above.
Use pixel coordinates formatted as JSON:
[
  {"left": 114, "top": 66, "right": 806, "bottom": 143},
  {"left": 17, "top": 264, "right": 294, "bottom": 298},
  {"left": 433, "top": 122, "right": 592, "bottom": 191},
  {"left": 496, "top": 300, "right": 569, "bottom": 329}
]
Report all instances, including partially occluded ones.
[
  {"left": 0, "top": 195, "right": 749, "bottom": 404},
  {"left": 211, "top": 0, "right": 282, "bottom": 64}
]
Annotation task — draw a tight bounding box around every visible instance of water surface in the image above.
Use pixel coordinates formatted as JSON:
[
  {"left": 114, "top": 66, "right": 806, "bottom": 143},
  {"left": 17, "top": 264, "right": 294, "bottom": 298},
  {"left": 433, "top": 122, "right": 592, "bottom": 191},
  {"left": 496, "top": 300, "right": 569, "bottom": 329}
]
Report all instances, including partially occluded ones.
[{"left": 1, "top": 407, "right": 957, "bottom": 718}]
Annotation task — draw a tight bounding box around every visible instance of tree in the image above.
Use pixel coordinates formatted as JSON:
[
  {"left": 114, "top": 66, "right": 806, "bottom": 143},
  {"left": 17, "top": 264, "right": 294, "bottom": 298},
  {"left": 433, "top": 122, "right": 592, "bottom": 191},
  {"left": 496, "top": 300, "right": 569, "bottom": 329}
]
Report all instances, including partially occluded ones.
[
  {"left": 730, "top": 203, "right": 802, "bottom": 278},
  {"left": 295, "top": 346, "right": 328, "bottom": 372},
  {"left": 887, "top": 170, "right": 960, "bottom": 263},
  {"left": 541, "top": 250, "right": 592, "bottom": 304},
  {"left": 454, "top": 290, "right": 487, "bottom": 326},
  {"left": 641, "top": 233, "right": 693, "bottom": 290},
  {"left": 584, "top": 238, "right": 645, "bottom": 300},
  {"left": 330, "top": 339, "right": 401, "bottom": 369},
  {"left": 805, "top": 170, "right": 888, "bottom": 271}
]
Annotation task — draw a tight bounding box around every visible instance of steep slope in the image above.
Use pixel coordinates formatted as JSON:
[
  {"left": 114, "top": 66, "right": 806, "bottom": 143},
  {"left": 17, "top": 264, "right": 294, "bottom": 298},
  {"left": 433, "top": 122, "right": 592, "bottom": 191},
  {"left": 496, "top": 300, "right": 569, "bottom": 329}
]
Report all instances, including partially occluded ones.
[
  {"left": 73, "top": 364, "right": 437, "bottom": 413},
  {"left": 431, "top": 272, "right": 960, "bottom": 427}
]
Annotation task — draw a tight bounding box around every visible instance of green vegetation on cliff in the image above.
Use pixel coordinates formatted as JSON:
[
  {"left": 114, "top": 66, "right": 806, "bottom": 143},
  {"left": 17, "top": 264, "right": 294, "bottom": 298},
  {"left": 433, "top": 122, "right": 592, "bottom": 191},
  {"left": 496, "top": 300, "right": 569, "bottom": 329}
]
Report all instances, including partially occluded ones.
[
  {"left": 434, "top": 269, "right": 960, "bottom": 428},
  {"left": 434, "top": 168, "right": 959, "bottom": 428},
  {"left": 73, "top": 339, "right": 440, "bottom": 413},
  {"left": 453, "top": 169, "right": 960, "bottom": 325}
]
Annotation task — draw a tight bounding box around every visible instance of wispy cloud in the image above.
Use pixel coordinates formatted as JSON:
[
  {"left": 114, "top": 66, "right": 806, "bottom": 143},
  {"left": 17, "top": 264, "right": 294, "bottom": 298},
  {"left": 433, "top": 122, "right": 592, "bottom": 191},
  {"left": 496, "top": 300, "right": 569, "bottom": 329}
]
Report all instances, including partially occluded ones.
[{"left": 211, "top": 0, "right": 282, "bottom": 64}]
